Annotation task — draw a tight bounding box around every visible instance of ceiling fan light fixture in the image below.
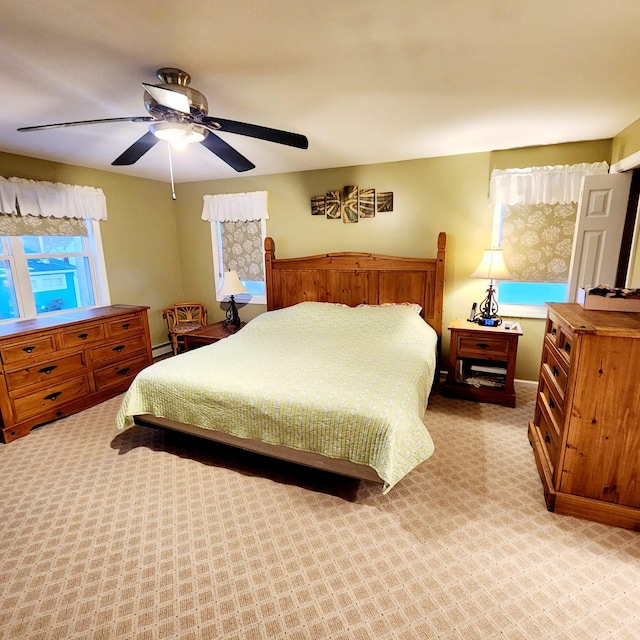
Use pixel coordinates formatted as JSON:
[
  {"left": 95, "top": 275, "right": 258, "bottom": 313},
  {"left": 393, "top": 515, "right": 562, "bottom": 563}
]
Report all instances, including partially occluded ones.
[{"left": 149, "top": 122, "right": 206, "bottom": 147}]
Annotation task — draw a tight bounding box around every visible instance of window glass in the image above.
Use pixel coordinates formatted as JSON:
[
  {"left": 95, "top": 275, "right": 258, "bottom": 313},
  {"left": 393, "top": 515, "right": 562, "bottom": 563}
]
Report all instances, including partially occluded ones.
[{"left": 0, "top": 260, "right": 20, "bottom": 320}]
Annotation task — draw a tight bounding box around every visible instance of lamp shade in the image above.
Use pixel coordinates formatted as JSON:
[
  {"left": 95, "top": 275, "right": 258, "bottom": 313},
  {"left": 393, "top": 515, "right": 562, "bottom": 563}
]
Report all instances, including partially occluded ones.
[
  {"left": 219, "top": 270, "right": 248, "bottom": 296},
  {"left": 471, "top": 249, "right": 512, "bottom": 281}
]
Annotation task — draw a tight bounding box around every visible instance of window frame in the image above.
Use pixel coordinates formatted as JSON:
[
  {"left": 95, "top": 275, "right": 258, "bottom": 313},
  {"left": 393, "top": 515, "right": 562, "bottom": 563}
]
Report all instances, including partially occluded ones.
[
  {"left": 209, "top": 218, "right": 267, "bottom": 305},
  {"left": 0, "top": 218, "right": 110, "bottom": 322}
]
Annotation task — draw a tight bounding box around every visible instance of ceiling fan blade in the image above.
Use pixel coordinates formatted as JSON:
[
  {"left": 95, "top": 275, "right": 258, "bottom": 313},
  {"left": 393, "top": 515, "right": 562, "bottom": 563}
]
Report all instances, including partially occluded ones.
[
  {"left": 111, "top": 131, "right": 159, "bottom": 166},
  {"left": 18, "top": 116, "right": 154, "bottom": 132},
  {"left": 202, "top": 117, "right": 309, "bottom": 149},
  {"left": 200, "top": 132, "right": 255, "bottom": 172},
  {"left": 142, "top": 83, "right": 191, "bottom": 114}
]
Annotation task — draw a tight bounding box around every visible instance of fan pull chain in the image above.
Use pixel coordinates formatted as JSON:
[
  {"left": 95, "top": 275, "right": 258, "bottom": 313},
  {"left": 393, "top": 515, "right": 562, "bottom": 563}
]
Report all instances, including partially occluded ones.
[{"left": 167, "top": 143, "right": 176, "bottom": 200}]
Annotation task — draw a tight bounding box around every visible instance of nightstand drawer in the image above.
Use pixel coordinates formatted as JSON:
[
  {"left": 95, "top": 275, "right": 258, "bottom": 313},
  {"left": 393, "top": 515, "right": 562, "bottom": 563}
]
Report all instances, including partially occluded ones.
[{"left": 456, "top": 334, "right": 509, "bottom": 359}]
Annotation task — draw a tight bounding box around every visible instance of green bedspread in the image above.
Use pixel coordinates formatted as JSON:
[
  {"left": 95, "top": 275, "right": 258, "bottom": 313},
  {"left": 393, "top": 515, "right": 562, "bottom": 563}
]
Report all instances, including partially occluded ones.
[{"left": 116, "top": 301, "right": 437, "bottom": 492}]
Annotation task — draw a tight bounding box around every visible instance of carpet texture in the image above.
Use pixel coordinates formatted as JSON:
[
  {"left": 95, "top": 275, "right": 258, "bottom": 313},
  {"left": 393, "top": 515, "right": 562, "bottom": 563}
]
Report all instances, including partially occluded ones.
[{"left": 1, "top": 382, "right": 640, "bottom": 639}]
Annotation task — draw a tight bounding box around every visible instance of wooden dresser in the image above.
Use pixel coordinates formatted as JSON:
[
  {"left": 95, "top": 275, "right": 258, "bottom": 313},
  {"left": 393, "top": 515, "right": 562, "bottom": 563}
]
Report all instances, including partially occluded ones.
[
  {"left": 0, "top": 305, "right": 153, "bottom": 443},
  {"left": 528, "top": 303, "right": 640, "bottom": 530}
]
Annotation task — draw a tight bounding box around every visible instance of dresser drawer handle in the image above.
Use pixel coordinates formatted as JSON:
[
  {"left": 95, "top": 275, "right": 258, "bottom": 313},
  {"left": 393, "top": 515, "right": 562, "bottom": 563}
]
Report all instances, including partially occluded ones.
[
  {"left": 78, "top": 333, "right": 89, "bottom": 340},
  {"left": 549, "top": 398, "right": 555, "bottom": 410},
  {"left": 44, "top": 391, "right": 62, "bottom": 402},
  {"left": 116, "top": 367, "right": 131, "bottom": 376},
  {"left": 112, "top": 345, "right": 126, "bottom": 352},
  {"left": 22, "top": 345, "right": 36, "bottom": 354},
  {"left": 564, "top": 343, "right": 571, "bottom": 353},
  {"left": 551, "top": 328, "right": 557, "bottom": 335},
  {"left": 38, "top": 365, "right": 58, "bottom": 375},
  {"left": 545, "top": 433, "right": 551, "bottom": 444},
  {"left": 476, "top": 343, "right": 489, "bottom": 350},
  {"left": 552, "top": 365, "right": 559, "bottom": 377},
  {"left": 121, "top": 323, "right": 131, "bottom": 329}
]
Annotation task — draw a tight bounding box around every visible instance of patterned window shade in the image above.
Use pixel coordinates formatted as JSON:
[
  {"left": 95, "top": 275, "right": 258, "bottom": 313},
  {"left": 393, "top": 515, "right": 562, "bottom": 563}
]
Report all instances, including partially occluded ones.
[
  {"left": 501, "top": 202, "right": 578, "bottom": 282},
  {"left": 220, "top": 220, "right": 264, "bottom": 281},
  {"left": 0, "top": 213, "right": 88, "bottom": 237}
]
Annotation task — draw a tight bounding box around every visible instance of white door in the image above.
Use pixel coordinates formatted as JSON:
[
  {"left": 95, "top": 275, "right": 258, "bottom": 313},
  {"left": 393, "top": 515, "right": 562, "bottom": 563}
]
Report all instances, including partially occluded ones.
[{"left": 567, "top": 173, "right": 632, "bottom": 302}]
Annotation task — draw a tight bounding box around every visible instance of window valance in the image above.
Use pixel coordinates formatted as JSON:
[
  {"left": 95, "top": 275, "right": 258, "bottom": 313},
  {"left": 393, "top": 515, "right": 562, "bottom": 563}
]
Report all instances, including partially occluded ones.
[
  {"left": 0, "top": 176, "right": 107, "bottom": 220},
  {"left": 489, "top": 162, "right": 609, "bottom": 206},
  {"left": 201, "top": 190, "right": 269, "bottom": 222}
]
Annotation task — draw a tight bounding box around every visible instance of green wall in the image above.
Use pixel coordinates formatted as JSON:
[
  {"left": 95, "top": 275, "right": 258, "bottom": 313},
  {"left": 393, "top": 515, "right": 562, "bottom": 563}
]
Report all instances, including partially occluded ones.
[
  {"left": 0, "top": 151, "right": 184, "bottom": 345},
  {"left": 177, "top": 139, "right": 612, "bottom": 381},
  {"left": 611, "top": 116, "right": 640, "bottom": 164}
]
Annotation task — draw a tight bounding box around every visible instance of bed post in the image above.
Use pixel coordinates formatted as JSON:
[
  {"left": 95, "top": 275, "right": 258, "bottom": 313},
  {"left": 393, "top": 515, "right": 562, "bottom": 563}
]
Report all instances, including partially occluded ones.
[
  {"left": 264, "top": 237, "right": 276, "bottom": 311},
  {"left": 435, "top": 232, "right": 447, "bottom": 337}
]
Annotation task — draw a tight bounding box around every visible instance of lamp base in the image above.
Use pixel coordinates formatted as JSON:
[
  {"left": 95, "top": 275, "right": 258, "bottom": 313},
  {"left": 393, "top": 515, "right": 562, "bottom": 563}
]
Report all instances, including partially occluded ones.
[
  {"left": 222, "top": 295, "right": 242, "bottom": 330},
  {"left": 472, "top": 283, "right": 503, "bottom": 327}
]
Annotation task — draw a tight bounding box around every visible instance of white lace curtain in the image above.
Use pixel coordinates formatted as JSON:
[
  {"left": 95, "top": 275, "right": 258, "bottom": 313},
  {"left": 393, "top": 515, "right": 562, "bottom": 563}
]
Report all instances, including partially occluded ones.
[
  {"left": 489, "top": 161, "right": 610, "bottom": 206},
  {"left": 201, "top": 190, "right": 269, "bottom": 222},
  {"left": 0, "top": 176, "right": 108, "bottom": 220}
]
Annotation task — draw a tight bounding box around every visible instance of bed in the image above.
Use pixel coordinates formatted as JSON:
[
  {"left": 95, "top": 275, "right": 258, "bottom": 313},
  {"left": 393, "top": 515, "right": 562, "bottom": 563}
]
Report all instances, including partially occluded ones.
[{"left": 116, "top": 232, "right": 446, "bottom": 492}]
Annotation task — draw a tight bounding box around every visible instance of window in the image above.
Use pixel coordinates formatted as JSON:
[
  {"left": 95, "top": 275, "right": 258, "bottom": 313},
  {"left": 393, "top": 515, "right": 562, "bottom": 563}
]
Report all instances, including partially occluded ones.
[
  {"left": 202, "top": 191, "right": 269, "bottom": 305},
  {"left": 0, "top": 216, "right": 110, "bottom": 320},
  {"left": 209, "top": 218, "right": 267, "bottom": 304},
  {"left": 488, "top": 162, "right": 610, "bottom": 318}
]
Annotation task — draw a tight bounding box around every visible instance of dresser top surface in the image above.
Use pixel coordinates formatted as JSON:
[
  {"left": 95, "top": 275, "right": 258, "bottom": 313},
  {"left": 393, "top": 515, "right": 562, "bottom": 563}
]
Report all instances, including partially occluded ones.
[
  {"left": 0, "top": 305, "right": 149, "bottom": 340},
  {"left": 546, "top": 303, "right": 640, "bottom": 335}
]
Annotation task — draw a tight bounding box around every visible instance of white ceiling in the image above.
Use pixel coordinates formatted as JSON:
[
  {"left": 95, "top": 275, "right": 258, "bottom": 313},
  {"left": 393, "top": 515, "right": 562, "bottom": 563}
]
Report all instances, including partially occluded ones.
[{"left": 2, "top": 0, "right": 640, "bottom": 184}]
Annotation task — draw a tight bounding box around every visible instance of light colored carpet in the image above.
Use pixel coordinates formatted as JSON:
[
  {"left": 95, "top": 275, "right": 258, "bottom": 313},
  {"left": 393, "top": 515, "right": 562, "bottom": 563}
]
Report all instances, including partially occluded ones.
[{"left": 1, "top": 382, "right": 640, "bottom": 640}]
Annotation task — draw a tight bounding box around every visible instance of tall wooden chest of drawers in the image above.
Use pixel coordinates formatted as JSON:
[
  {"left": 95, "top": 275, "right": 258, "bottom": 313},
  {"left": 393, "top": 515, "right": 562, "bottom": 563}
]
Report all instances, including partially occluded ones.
[
  {"left": 0, "top": 305, "right": 153, "bottom": 443},
  {"left": 528, "top": 303, "right": 640, "bottom": 530}
]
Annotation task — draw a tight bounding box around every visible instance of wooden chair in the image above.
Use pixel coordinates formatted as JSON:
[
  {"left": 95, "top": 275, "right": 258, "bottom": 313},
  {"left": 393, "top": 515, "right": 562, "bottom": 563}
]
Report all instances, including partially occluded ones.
[{"left": 162, "top": 303, "right": 208, "bottom": 355}]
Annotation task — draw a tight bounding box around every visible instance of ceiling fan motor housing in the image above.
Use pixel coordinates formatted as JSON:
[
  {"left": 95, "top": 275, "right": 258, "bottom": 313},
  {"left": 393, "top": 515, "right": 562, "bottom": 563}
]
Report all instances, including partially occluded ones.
[{"left": 144, "top": 68, "right": 209, "bottom": 118}]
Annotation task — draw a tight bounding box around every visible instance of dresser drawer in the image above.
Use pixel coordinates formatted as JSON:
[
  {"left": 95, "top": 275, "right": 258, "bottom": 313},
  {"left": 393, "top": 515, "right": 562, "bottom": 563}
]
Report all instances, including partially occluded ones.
[
  {"left": 94, "top": 354, "right": 149, "bottom": 391},
  {"left": 456, "top": 334, "right": 509, "bottom": 359},
  {"left": 0, "top": 335, "right": 58, "bottom": 365},
  {"left": 88, "top": 334, "right": 148, "bottom": 364},
  {"left": 5, "top": 352, "right": 86, "bottom": 392},
  {"left": 539, "top": 370, "right": 565, "bottom": 432},
  {"left": 107, "top": 314, "right": 145, "bottom": 337},
  {"left": 534, "top": 400, "right": 560, "bottom": 471},
  {"left": 59, "top": 323, "right": 106, "bottom": 349},
  {"left": 557, "top": 327, "right": 574, "bottom": 365},
  {"left": 541, "top": 342, "right": 569, "bottom": 401},
  {"left": 12, "top": 375, "right": 91, "bottom": 422}
]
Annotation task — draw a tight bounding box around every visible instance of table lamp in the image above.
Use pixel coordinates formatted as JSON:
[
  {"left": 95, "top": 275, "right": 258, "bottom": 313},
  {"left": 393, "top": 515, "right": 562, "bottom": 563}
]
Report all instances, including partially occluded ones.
[
  {"left": 470, "top": 249, "right": 512, "bottom": 326},
  {"left": 220, "top": 270, "right": 248, "bottom": 330}
]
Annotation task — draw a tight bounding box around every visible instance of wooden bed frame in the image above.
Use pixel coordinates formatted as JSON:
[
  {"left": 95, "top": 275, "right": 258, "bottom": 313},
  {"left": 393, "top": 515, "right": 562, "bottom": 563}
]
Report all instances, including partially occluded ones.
[{"left": 134, "top": 232, "right": 447, "bottom": 484}]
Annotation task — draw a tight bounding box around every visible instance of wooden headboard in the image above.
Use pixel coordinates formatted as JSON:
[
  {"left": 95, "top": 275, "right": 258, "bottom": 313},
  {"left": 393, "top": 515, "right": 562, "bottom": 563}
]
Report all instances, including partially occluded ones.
[{"left": 264, "top": 232, "right": 446, "bottom": 338}]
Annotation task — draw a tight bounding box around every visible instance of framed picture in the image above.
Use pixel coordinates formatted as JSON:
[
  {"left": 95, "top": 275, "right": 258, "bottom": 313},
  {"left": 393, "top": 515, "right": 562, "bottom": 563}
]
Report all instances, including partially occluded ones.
[
  {"left": 325, "top": 190, "right": 342, "bottom": 219},
  {"left": 359, "top": 188, "right": 376, "bottom": 218},
  {"left": 311, "top": 195, "right": 325, "bottom": 216},
  {"left": 377, "top": 192, "right": 394, "bottom": 213},
  {"left": 342, "top": 185, "right": 358, "bottom": 223}
]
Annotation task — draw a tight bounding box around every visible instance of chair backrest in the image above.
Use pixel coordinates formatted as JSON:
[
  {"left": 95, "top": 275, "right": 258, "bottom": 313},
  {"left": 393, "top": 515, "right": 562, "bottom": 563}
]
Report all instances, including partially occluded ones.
[{"left": 163, "top": 303, "right": 207, "bottom": 330}]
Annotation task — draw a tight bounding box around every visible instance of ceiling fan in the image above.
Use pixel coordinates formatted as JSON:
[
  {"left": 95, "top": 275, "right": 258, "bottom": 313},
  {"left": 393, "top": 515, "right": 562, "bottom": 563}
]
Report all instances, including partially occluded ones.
[{"left": 17, "top": 67, "right": 309, "bottom": 173}]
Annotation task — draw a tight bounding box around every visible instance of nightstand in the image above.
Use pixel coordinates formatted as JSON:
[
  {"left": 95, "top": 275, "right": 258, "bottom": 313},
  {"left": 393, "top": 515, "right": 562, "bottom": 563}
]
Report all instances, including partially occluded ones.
[
  {"left": 442, "top": 318, "right": 523, "bottom": 407},
  {"left": 183, "top": 321, "right": 244, "bottom": 351}
]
